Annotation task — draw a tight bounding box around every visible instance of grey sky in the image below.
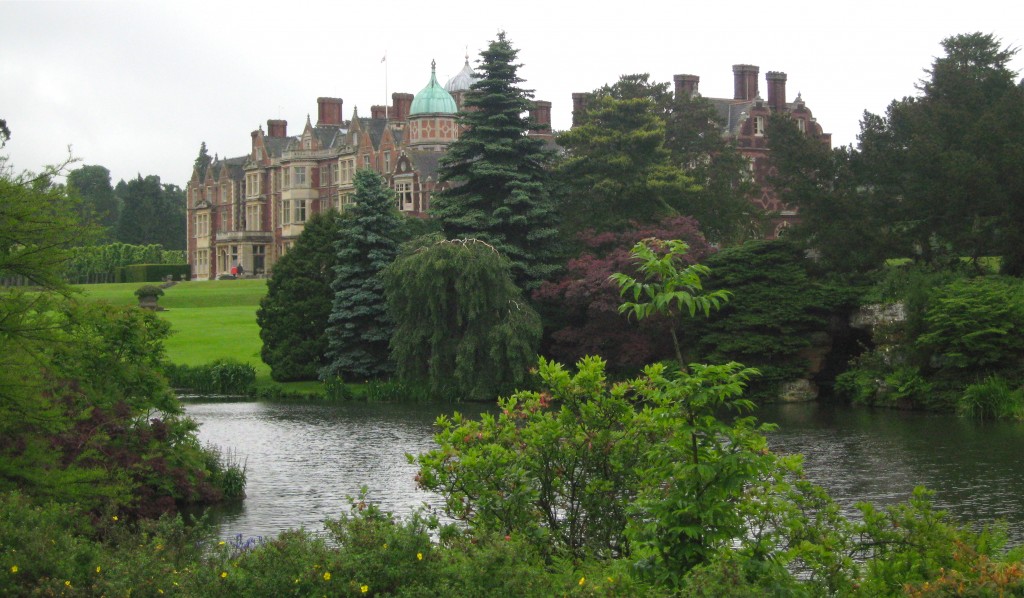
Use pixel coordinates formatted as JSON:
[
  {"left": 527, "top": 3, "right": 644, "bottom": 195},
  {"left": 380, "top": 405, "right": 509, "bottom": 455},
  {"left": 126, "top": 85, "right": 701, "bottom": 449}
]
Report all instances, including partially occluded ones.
[{"left": 2, "top": 0, "right": 1021, "bottom": 188}]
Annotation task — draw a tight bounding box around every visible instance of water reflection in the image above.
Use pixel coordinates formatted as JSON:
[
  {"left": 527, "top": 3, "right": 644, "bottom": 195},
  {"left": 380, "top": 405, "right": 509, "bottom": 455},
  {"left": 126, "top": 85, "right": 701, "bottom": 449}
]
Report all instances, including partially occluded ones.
[
  {"left": 187, "top": 400, "right": 1024, "bottom": 545},
  {"left": 760, "top": 402, "right": 1024, "bottom": 543},
  {"left": 186, "top": 401, "right": 493, "bottom": 540}
]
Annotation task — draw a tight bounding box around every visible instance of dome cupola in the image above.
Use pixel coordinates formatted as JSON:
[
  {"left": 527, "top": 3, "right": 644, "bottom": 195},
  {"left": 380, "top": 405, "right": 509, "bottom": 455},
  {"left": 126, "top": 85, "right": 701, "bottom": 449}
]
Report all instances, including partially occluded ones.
[
  {"left": 410, "top": 60, "right": 458, "bottom": 115},
  {"left": 444, "top": 55, "right": 478, "bottom": 93}
]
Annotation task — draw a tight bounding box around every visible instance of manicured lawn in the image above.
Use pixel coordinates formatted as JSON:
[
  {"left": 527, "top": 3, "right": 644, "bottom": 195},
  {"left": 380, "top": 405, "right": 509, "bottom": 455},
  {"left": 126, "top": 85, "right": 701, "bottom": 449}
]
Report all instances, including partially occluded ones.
[
  {"left": 76, "top": 279, "right": 277, "bottom": 383},
  {"left": 159, "top": 306, "right": 269, "bottom": 379}
]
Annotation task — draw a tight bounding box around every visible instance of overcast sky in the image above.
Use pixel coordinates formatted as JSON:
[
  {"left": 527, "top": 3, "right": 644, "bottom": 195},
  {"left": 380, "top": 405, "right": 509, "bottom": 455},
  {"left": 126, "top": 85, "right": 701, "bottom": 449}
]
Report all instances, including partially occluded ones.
[{"left": 2, "top": 1, "right": 1022, "bottom": 188}]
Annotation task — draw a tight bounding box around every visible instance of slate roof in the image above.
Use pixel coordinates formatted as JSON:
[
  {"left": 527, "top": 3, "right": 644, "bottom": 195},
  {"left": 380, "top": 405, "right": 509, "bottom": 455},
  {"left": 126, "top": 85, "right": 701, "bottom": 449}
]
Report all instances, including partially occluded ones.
[
  {"left": 358, "top": 117, "right": 389, "bottom": 149},
  {"left": 405, "top": 149, "right": 443, "bottom": 181},
  {"left": 706, "top": 98, "right": 756, "bottom": 137}
]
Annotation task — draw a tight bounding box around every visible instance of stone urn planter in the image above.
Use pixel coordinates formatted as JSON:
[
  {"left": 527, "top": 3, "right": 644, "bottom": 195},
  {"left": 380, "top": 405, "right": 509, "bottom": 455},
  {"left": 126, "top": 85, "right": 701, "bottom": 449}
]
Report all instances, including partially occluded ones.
[{"left": 135, "top": 284, "right": 166, "bottom": 311}]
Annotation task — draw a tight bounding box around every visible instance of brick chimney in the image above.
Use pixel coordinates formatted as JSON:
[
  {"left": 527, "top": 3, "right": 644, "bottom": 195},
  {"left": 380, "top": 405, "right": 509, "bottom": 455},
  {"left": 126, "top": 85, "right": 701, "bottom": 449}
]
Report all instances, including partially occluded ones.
[
  {"left": 317, "top": 97, "right": 343, "bottom": 126},
  {"left": 528, "top": 100, "right": 553, "bottom": 137},
  {"left": 391, "top": 92, "right": 414, "bottom": 121},
  {"left": 766, "top": 71, "right": 787, "bottom": 112},
  {"left": 673, "top": 74, "right": 700, "bottom": 98},
  {"left": 267, "top": 119, "right": 287, "bottom": 138},
  {"left": 370, "top": 105, "right": 387, "bottom": 119},
  {"left": 571, "top": 92, "right": 589, "bottom": 127},
  {"left": 732, "top": 64, "right": 759, "bottom": 101}
]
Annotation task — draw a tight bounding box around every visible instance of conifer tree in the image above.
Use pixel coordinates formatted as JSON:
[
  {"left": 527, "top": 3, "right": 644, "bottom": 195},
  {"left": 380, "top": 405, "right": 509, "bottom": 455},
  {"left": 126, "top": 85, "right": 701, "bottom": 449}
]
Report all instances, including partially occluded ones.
[
  {"left": 256, "top": 211, "right": 342, "bottom": 381},
  {"left": 320, "top": 170, "right": 403, "bottom": 381},
  {"left": 432, "top": 32, "right": 560, "bottom": 292}
]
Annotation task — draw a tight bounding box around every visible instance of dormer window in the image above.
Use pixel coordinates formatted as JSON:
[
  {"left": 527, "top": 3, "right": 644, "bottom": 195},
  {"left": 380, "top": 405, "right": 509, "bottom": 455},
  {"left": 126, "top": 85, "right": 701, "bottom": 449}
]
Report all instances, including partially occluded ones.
[
  {"left": 754, "top": 116, "right": 765, "bottom": 136},
  {"left": 797, "top": 118, "right": 806, "bottom": 133},
  {"left": 256, "top": 147, "right": 263, "bottom": 160},
  {"left": 303, "top": 139, "right": 312, "bottom": 150}
]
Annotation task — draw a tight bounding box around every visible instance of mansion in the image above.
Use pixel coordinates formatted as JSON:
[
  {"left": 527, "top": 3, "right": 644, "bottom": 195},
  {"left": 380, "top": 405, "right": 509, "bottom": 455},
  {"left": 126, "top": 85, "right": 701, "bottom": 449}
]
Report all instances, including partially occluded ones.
[
  {"left": 572, "top": 64, "right": 831, "bottom": 238},
  {"left": 186, "top": 60, "right": 827, "bottom": 279}
]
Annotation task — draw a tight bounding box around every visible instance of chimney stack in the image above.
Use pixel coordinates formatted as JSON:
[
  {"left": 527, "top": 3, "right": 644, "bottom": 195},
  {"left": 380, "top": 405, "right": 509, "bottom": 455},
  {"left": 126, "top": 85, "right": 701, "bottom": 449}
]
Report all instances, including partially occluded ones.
[
  {"left": 267, "top": 119, "right": 288, "bottom": 138},
  {"left": 766, "top": 71, "right": 787, "bottom": 112},
  {"left": 370, "top": 105, "right": 387, "bottom": 119},
  {"left": 673, "top": 74, "right": 700, "bottom": 98},
  {"left": 571, "top": 92, "right": 589, "bottom": 127},
  {"left": 528, "top": 100, "right": 553, "bottom": 137},
  {"left": 317, "top": 97, "right": 344, "bottom": 126},
  {"left": 391, "top": 92, "right": 414, "bottom": 121},
  {"left": 732, "top": 64, "right": 760, "bottom": 101}
]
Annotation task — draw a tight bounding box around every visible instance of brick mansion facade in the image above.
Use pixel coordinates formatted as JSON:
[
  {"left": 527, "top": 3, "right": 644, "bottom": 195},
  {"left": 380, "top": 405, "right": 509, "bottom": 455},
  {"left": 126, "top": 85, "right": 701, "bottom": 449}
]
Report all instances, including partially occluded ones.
[{"left": 186, "top": 60, "right": 827, "bottom": 279}]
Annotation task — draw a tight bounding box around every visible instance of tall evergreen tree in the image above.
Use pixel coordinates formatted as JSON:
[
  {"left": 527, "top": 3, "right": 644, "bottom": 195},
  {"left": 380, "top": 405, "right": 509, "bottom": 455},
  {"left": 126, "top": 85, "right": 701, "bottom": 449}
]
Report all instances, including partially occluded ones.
[
  {"left": 320, "top": 170, "right": 403, "bottom": 381},
  {"left": 114, "top": 175, "right": 186, "bottom": 250},
  {"left": 256, "top": 211, "right": 342, "bottom": 381},
  {"left": 194, "top": 142, "right": 212, "bottom": 179},
  {"left": 67, "top": 164, "right": 119, "bottom": 236},
  {"left": 854, "top": 33, "right": 1024, "bottom": 271},
  {"left": 432, "top": 32, "right": 560, "bottom": 292}
]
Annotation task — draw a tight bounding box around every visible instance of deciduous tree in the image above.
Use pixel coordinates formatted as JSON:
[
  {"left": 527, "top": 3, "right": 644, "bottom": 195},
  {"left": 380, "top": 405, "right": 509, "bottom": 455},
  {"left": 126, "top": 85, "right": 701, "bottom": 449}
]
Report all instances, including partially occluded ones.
[{"left": 384, "top": 238, "right": 541, "bottom": 400}]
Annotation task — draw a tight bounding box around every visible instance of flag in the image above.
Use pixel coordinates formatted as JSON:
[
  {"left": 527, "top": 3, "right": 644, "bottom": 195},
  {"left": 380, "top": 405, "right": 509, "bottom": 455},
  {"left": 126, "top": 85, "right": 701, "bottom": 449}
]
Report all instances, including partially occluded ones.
[{"left": 381, "top": 54, "right": 386, "bottom": 63}]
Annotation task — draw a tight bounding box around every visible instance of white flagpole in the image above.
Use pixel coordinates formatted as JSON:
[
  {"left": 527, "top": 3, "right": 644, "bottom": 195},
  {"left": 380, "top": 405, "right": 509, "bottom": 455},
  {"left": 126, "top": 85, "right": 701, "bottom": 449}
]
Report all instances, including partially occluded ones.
[{"left": 382, "top": 52, "right": 388, "bottom": 120}]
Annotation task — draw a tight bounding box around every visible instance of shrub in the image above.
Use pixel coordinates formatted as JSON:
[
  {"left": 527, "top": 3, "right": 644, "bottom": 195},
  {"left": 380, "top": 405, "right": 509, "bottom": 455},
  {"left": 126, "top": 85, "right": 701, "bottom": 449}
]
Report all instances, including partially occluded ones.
[
  {"left": 134, "top": 284, "right": 164, "bottom": 298},
  {"left": 957, "top": 375, "right": 1024, "bottom": 421},
  {"left": 118, "top": 263, "right": 190, "bottom": 283},
  {"left": 164, "top": 359, "right": 256, "bottom": 395}
]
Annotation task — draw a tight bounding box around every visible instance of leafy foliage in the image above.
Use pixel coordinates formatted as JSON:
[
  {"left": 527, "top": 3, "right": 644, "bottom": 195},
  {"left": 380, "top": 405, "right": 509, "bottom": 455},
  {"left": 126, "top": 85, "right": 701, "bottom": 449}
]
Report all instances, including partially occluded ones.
[
  {"left": 321, "top": 169, "right": 403, "bottom": 381},
  {"left": 915, "top": 276, "right": 1024, "bottom": 371},
  {"left": 384, "top": 238, "right": 541, "bottom": 401},
  {"left": 65, "top": 242, "right": 184, "bottom": 284},
  {"left": 556, "top": 74, "right": 760, "bottom": 244},
  {"left": 432, "top": 32, "right": 561, "bottom": 292},
  {"left": 257, "top": 210, "right": 342, "bottom": 381},
  {"left": 534, "top": 217, "right": 711, "bottom": 372},
  {"left": 610, "top": 237, "right": 730, "bottom": 367},
  {"left": 415, "top": 356, "right": 765, "bottom": 572},
  {"left": 839, "top": 272, "right": 1024, "bottom": 413},
  {"left": 115, "top": 174, "right": 186, "bottom": 250},
  {"left": 556, "top": 77, "right": 696, "bottom": 233},
  {"left": 67, "top": 164, "right": 119, "bottom": 235},
  {"left": 683, "top": 240, "right": 859, "bottom": 400}
]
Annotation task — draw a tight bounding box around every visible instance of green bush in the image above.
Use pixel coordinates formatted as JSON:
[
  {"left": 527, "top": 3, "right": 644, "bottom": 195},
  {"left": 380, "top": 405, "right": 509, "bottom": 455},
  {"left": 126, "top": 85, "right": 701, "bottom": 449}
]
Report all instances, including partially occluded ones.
[
  {"left": 164, "top": 359, "right": 256, "bottom": 395},
  {"left": 958, "top": 375, "right": 1024, "bottom": 421},
  {"left": 118, "top": 263, "right": 190, "bottom": 283}
]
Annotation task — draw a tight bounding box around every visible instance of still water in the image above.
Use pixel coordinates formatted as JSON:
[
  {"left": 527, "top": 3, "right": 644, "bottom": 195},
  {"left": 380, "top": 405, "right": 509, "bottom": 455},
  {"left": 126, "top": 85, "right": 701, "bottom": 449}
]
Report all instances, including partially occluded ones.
[{"left": 186, "top": 400, "right": 1024, "bottom": 544}]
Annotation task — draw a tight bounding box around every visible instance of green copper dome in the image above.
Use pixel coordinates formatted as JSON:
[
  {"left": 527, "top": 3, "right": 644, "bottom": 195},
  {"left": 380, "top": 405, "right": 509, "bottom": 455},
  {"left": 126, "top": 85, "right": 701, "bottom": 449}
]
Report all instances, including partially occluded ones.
[{"left": 409, "top": 60, "right": 458, "bottom": 115}]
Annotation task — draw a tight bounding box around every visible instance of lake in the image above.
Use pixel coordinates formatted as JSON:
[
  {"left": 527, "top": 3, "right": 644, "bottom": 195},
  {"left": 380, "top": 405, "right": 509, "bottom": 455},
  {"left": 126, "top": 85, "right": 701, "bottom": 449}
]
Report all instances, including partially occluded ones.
[{"left": 187, "top": 400, "right": 1024, "bottom": 544}]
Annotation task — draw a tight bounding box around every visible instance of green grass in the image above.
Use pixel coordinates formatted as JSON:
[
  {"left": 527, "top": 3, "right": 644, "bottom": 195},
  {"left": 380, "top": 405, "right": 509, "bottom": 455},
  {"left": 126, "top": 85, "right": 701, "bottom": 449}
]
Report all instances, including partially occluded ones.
[{"left": 74, "top": 279, "right": 294, "bottom": 387}]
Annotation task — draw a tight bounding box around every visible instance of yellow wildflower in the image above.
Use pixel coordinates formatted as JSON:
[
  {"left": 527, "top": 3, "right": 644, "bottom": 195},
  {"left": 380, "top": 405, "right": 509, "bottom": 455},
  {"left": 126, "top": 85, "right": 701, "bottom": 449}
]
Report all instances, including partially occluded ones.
[
  {"left": 218, "top": 541, "right": 226, "bottom": 546},
  {"left": 65, "top": 580, "right": 72, "bottom": 587},
  {"left": 323, "top": 572, "right": 331, "bottom": 581},
  {"left": 96, "top": 566, "right": 101, "bottom": 573},
  {"left": 361, "top": 584, "right": 369, "bottom": 593},
  {"left": 417, "top": 552, "right": 423, "bottom": 561},
  {"left": 221, "top": 571, "right": 228, "bottom": 579},
  {"left": 10, "top": 565, "right": 17, "bottom": 574},
  {"left": 158, "top": 590, "right": 164, "bottom": 595},
  {"left": 382, "top": 543, "right": 387, "bottom": 549},
  {"left": 578, "top": 576, "right": 586, "bottom": 586},
  {"left": 112, "top": 516, "right": 118, "bottom": 522}
]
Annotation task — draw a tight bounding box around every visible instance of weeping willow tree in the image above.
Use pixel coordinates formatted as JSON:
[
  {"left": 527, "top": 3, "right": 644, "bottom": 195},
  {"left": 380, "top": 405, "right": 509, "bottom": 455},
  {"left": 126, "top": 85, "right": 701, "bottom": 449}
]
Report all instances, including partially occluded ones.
[{"left": 384, "top": 238, "right": 541, "bottom": 401}]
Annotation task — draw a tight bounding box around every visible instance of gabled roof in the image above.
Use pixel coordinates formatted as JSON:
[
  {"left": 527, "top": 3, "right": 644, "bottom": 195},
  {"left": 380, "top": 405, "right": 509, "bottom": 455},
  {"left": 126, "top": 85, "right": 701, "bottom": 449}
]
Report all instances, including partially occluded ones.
[
  {"left": 357, "top": 117, "right": 389, "bottom": 149},
  {"left": 706, "top": 98, "right": 756, "bottom": 137},
  {"left": 405, "top": 149, "right": 444, "bottom": 181}
]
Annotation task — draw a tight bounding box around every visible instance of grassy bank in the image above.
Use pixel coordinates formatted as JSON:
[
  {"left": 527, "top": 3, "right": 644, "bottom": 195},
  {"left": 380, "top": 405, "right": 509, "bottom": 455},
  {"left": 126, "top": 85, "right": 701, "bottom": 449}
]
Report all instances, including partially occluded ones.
[{"left": 76, "top": 280, "right": 286, "bottom": 388}]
